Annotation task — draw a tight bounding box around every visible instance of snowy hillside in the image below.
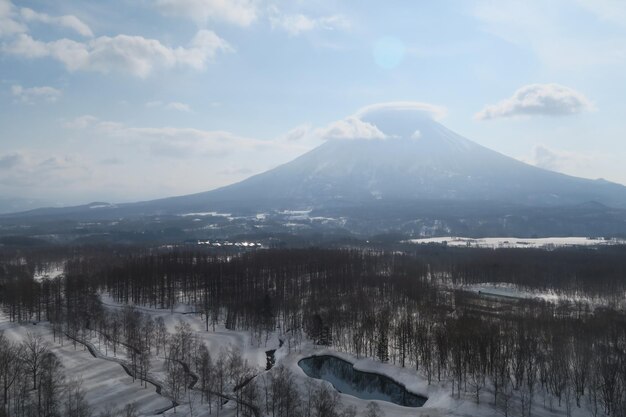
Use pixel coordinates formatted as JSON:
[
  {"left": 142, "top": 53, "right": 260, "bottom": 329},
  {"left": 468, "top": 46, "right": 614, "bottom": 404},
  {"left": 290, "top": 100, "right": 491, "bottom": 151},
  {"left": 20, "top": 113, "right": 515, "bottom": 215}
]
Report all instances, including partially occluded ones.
[
  {"left": 202, "top": 104, "right": 626, "bottom": 208},
  {"left": 3, "top": 104, "right": 626, "bottom": 241}
]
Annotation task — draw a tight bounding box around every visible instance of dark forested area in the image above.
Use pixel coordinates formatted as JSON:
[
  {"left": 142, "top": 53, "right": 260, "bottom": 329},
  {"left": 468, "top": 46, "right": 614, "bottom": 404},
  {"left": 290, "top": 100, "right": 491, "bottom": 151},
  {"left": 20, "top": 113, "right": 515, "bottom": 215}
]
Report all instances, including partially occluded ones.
[{"left": 1, "top": 245, "right": 625, "bottom": 417}]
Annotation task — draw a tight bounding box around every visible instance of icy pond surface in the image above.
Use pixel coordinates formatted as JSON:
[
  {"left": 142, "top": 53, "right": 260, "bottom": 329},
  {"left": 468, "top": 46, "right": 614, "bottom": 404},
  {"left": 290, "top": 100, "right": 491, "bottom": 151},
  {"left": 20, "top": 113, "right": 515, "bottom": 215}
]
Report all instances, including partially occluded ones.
[{"left": 298, "top": 355, "right": 427, "bottom": 407}]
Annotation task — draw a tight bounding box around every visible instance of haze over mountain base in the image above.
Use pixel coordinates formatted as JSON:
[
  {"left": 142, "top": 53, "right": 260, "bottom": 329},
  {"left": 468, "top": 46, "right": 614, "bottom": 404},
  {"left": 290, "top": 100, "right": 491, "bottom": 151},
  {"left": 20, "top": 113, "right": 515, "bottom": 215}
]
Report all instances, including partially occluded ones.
[{"left": 2, "top": 103, "right": 626, "bottom": 244}]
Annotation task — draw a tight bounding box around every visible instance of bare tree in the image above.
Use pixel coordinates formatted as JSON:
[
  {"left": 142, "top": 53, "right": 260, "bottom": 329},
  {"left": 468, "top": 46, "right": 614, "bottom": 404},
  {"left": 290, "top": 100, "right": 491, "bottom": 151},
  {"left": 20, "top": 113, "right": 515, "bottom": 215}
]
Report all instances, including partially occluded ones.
[
  {"left": 167, "top": 360, "right": 185, "bottom": 411},
  {"left": 365, "top": 402, "right": 384, "bottom": 417},
  {"left": 174, "top": 320, "right": 194, "bottom": 365},
  {"left": 0, "top": 332, "right": 22, "bottom": 412},
  {"left": 268, "top": 365, "right": 301, "bottom": 417},
  {"left": 311, "top": 384, "right": 340, "bottom": 417},
  {"left": 214, "top": 349, "right": 228, "bottom": 412},
  {"left": 142, "top": 317, "right": 155, "bottom": 356},
  {"left": 97, "top": 405, "right": 116, "bottom": 417},
  {"left": 22, "top": 332, "right": 49, "bottom": 390},
  {"left": 195, "top": 344, "right": 214, "bottom": 411},
  {"left": 65, "top": 379, "right": 92, "bottom": 417},
  {"left": 139, "top": 350, "right": 151, "bottom": 388},
  {"left": 340, "top": 405, "right": 357, "bottom": 417},
  {"left": 154, "top": 317, "right": 167, "bottom": 357},
  {"left": 122, "top": 403, "right": 139, "bottom": 417},
  {"left": 40, "top": 351, "right": 64, "bottom": 417},
  {"left": 241, "top": 378, "right": 260, "bottom": 417}
]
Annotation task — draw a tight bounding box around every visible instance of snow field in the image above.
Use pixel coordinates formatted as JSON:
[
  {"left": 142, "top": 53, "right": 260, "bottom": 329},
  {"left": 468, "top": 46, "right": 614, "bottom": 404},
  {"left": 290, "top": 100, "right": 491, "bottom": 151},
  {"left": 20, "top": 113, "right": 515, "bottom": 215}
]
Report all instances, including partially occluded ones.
[
  {"left": 0, "top": 317, "right": 171, "bottom": 416},
  {"left": 405, "top": 236, "right": 624, "bottom": 248},
  {"left": 1, "top": 298, "right": 610, "bottom": 417}
]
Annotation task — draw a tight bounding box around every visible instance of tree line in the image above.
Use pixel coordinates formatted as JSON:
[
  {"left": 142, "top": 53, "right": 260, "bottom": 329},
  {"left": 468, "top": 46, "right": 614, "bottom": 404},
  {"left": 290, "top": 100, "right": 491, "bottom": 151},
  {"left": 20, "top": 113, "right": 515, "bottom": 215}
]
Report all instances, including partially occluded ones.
[{"left": 1, "top": 245, "right": 625, "bottom": 417}]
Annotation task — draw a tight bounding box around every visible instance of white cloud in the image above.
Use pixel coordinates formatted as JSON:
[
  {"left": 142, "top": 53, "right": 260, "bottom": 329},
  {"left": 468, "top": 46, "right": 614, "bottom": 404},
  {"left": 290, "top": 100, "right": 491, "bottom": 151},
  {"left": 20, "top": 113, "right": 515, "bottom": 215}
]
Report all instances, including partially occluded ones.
[
  {"left": 0, "top": 0, "right": 26, "bottom": 37},
  {"left": 63, "top": 115, "right": 99, "bottom": 129},
  {"left": 155, "top": 1, "right": 349, "bottom": 36},
  {"left": 63, "top": 115, "right": 126, "bottom": 134},
  {"left": 530, "top": 145, "right": 625, "bottom": 184},
  {"left": 146, "top": 101, "right": 192, "bottom": 112},
  {"left": 315, "top": 116, "right": 387, "bottom": 141},
  {"left": 3, "top": 30, "right": 231, "bottom": 77},
  {"left": 166, "top": 102, "right": 192, "bottom": 112},
  {"left": 269, "top": 10, "right": 349, "bottom": 36},
  {"left": 576, "top": 0, "right": 626, "bottom": 26},
  {"left": 11, "top": 84, "right": 62, "bottom": 103},
  {"left": 531, "top": 145, "right": 571, "bottom": 171},
  {"left": 0, "top": 151, "right": 89, "bottom": 189},
  {"left": 355, "top": 101, "right": 448, "bottom": 121},
  {"left": 271, "top": 123, "right": 324, "bottom": 150},
  {"left": 526, "top": 144, "right": 597, "bottom": 177},
  {"left": 155, "top": 0, "right": 258, "bottom": 26},
  {"left": 58, "top": 115, "right": 323, "bottom": 199},
  {"left": 20, "top": 7, "right": 93, "bottom": 37},
  {"left": 304, "top": 102, "right": 448, "bottom": 142},
  {"left": 124, "top": 127, "right": 251, "bottom": 158},
  {"left": 63, "top": 115, "right": 303, "bottom": 159},
  {"left": 471, "top": 1, "right": 626, "bottom": 70},
  {"left": 281, "top": 124, "right": 312, "bottom": 141},
  {"left": 0, "top": 152, "right": 24, "bottom": 169},
  {"left": 476, "top": 84, "right": 594, "bottom": 120},
  {"left": 2, "top": 33, "right": 52, "bottom": 58}
]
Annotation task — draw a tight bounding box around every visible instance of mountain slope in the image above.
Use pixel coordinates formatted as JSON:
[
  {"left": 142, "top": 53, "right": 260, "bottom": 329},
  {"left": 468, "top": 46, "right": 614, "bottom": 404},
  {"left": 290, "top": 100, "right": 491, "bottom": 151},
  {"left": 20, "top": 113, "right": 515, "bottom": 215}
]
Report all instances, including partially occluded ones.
[
  {"left": 144, "top": 105, "right": 626, "bottom": 212},
  {"left": 3, "top": 104, "right": 626, "bottom": 222}
]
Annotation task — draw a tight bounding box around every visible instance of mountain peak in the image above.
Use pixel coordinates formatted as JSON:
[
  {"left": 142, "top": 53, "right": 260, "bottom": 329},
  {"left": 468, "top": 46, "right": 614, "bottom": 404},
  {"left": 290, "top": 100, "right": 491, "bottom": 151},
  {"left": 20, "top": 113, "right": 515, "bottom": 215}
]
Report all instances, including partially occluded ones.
[
  {"left": 200, "top": 107, "right": 626, "bottom": 209},
  {"left": 356, "top": 101, "right": 445, "bottom": 139},
  {"left": 5, "top": 104, "right": 626, "bottom": 221},
  {"left": 333, "top": 102, "right": 477, "bottom": 156}
]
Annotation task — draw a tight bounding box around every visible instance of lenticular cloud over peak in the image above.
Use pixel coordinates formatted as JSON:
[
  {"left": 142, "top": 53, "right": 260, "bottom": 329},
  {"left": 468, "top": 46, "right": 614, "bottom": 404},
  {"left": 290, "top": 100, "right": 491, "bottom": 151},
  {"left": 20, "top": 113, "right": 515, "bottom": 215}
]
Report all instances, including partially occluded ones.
[
  {"left": 352, "top": 101, "right": 448, "bottom": 140},
  {"left": 355, "top": 101, "right": 447, "bottom": 121}
]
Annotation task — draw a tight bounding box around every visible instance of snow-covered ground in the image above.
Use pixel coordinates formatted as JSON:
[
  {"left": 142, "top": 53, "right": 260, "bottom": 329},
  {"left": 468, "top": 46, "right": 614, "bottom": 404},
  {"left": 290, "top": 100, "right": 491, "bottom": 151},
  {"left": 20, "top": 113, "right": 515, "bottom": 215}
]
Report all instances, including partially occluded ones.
[
  {"left": 461, "top": 283, "right": 626, "bottom": 311},
  {"left": 0, "top": 316, "right": 170, "bottom": 416},
  {"left": 33, "top": 262, "right": 65, "bottom": 281},
  {"left": 92, "top": 298, "right": 458, "bottom": 417},
  {"left": 99, "top": 294, "right": 271, "bottom": 369},
  {"left": 0, "top": 297, "right": 605, "bottom": 417},
  {"left": 180, "top": 212, "right": 232, "bottom": 217},
  {"left": 405, "top": 236, "right": 625, "bottom": 248},
  {"left": 465, "top": 282, "right": 559, "bottom": 301}
]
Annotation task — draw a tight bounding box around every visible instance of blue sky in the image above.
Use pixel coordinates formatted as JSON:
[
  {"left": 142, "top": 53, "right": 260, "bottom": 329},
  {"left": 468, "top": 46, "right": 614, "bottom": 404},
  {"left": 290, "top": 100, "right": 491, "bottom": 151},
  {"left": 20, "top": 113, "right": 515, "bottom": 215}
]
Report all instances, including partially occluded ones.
[{"left": 1, "top": 0, "right": 625, "bottom": 205}]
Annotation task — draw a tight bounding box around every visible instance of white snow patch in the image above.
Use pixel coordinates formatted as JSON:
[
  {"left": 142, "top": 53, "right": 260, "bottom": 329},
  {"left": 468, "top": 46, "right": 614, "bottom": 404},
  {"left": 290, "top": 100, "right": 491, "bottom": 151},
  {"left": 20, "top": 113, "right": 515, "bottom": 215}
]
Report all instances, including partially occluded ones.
[
  {"left": 405, "top": 236, "right": 624, "bottom": 248},
  {"left": 33, "top": 262, "right": 65, "bottom": 281},
  {"left": 180, "top": 211, "right": 231, "bottom": 217},
  {"left": 88, "top": 203, "right": 116, "bottom": 209},
  {"left": 465, "top": 283, "right": 560, "bottom": 302},
  {"left": 0, "top": 319, "right": 170, "bottom": 416}
]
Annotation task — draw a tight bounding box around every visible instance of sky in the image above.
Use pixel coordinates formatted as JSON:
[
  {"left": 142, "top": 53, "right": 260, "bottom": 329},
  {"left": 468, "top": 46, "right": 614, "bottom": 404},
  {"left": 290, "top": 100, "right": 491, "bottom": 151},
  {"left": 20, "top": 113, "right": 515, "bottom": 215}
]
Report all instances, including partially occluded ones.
[{"left": 1, "top": 0, "right": 626, "bottom": 206}]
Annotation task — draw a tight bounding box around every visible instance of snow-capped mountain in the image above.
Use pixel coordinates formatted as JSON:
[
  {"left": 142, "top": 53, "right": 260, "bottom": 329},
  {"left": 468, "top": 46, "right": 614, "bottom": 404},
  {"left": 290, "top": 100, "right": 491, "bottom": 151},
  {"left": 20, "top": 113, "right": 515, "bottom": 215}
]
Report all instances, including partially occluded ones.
[
  {"left": 3, "top": 104, "right": 626, "bottom": 241},
  {"left": 173, "top": 104, "right": 626, "bottom": 210}
]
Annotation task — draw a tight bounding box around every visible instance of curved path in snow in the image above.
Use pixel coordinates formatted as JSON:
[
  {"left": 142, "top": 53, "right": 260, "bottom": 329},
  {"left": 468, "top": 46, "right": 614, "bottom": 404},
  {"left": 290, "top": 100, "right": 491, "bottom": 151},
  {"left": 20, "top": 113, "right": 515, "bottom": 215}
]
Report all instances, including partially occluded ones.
[
  {"left": 97, "top": 297, "right": 265, "bottom": 417},
  {"left": 176, "top": 357, "right": 261, "bottom": 417},
  {"left": 63, "top": 331, "right": 179, "bottom": 415},
  {"left": 65, "top": 329, "right": 261, "bottom": 417}
]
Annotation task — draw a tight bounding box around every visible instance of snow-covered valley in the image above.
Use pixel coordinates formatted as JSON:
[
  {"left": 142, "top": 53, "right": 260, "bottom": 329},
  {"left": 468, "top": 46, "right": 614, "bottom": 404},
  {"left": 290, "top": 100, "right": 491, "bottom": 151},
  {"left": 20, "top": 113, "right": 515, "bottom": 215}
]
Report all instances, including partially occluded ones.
[
  {"left": 0, "top": 292, "right": 614, "bottom": 417},
  {"left": 2, "top": 247, "right": 624, "bottom": 417}
]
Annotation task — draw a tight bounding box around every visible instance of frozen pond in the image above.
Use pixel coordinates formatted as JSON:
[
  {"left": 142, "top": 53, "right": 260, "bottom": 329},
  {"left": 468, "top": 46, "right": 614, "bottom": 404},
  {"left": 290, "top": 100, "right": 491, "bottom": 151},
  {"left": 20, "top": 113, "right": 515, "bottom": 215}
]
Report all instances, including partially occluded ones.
[{"left": 298, "top": 355, "right": 427, "bottom": 407}]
